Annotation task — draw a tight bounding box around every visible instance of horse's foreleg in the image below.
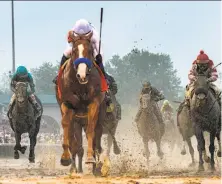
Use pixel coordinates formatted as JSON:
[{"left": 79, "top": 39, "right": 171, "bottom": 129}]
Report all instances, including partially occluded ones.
[
  {"left": 209, "top": 132, "right": 216, "bottom": 171},
  {"left": 107, "top": 133, "right": 112, "bottom": 156},
  {"left": 186, "top": 138, "right": 195, "bottom": 167},
  {"left": 155, "top": 137, "right": 164, "bottom": 160},
  {"left": 74, "top": 121, "right": 84, "bottom": 173},
  {"left": 69, "top": 120, "right": 77, "bottom": 174},
  {"left": 194, "top": 126, "right": 205, "bottom": 171},
  {"left": 29, "top": 134, "right": 37, "bottom": 163},
  {"left": 181, "top": 140, "right": 187, "bottom": 155},
  {"left": 86, "top": 100, "right": 100, "bottom": 164},
  {"left": 216, "top": 132, "right": 221, "bottom": 157},
  {"left": 14, "top": 131, "right": 21, "bottom": 159},
  {"left": 60, "top": 103, "right": 73, "bottom": 166},
  {"left": 142, "top": 137, "right": 150, "bottom": 164}
]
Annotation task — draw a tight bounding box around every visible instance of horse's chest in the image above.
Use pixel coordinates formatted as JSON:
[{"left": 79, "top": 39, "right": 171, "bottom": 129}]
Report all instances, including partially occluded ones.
[
  {"left": 74, "top": 85, "right": 93, "bottom": 102},
  {"left": 13, "top": 115, "right": 35, "bottom": 131}
]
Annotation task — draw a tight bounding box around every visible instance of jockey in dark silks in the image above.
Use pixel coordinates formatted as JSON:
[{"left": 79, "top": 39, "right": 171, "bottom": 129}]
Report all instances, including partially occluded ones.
[
  {"left": 135, "top": 81, "right": 165, "bottom": 124},
  {"left": 7, "top": 66, "right": 42, "bottom": 118}
]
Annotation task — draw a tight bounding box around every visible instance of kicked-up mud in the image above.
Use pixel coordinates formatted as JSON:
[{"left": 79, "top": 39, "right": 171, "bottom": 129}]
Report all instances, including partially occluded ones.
[{"left": 0, "top": 112, "right": 221, "bottom": 184}]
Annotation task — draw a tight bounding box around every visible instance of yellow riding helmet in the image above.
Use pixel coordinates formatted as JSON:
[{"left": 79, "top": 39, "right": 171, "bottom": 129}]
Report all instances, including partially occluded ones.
[{"left": 163, "top": 100, "right": 169, "bottom": 106}]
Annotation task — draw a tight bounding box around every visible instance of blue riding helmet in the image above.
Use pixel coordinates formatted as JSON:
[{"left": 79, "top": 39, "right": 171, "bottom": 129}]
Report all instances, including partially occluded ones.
[{"left": 16, "top": 66, "right": 28, "bottom": 76}]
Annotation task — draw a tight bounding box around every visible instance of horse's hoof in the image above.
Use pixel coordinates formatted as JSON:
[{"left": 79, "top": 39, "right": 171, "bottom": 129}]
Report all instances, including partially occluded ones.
[
  {"left": 70, "top": 166, "right": 77, "bottom": 174},
  {"left": 158, "top": 151, "right": 164, "bottom": 159},
  {"left": 204, "top": 156, "right": 210, "bottom": 163},
  {"left": 211, "top": 165, "right": 216, "bottom": 172},
  {"left": 188, "top": 162, "right": 196, "bottom": 168},
  {"left": 60, "top": 158, "right": 72, "bottom": 166},
  {"left": 198, "top": 165, "right": 204, "bottom": 172},
  {"left": 94, "top": 162, "right": 102, "bottom": 176},
  {"left": 114, "top": 146, "right": 121, "bottom": 155},
  {"left": 181, "top": 149, "right": 186, "bottom": 155},
  {"left": 77, "top": 168, "right": 83, "bottom": 174},
  {"left": 217, "top": 151, "right": 221, "bottom": 157},
  {"left": 20, "top": 146, "right": 27, "bottom": 154},
  {"left": 14, "top": 152, "right": 19, "bottom": 159},
  {"left": 29, "top": 157, "right": 35, "bottom": 163},
  {"left": 85, "top": 157, "right": 95, "bottom": 164}
]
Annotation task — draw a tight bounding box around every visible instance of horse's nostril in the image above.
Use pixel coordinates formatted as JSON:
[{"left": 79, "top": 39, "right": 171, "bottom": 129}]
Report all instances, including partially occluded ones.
[{"left": 76, "top": 74, "right": 80, "bottom": 78}]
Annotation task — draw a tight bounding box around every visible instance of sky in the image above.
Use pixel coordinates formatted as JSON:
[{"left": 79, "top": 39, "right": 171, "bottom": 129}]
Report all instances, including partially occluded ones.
[{"left": 0, "top": 1, "right": 221, "bottom": 87}]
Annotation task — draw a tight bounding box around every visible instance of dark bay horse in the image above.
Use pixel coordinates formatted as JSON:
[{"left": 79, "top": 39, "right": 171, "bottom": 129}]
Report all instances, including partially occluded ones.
[
  {"left": 190, "top": 73, "right": 221, "bottom": 171},
  {"left": 8, "top": 82, "right": 43, "bottom": 163},
  {"left": 55, "top": 31, "right": 106, "bottom": 174}
]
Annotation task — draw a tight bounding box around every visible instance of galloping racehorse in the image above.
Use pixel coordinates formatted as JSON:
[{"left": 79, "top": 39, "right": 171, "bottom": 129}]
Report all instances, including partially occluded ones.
[
  {"left": 55, "top": 31, "right": 106, "bottom": 174},
  {"left": 8, "top": 82, "right": 43, "bottom": 163},
  {"left": 190, "top": 72, "right": 221, "bottom": 171},
  {"left": 136, "top": 90, "right": 165, "bottom": 166}
]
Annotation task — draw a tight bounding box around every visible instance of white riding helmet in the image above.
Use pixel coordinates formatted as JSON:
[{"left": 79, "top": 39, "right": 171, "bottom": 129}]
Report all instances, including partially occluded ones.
[{"left": 73, "top": 19, "right": 92, "bottom": 35}]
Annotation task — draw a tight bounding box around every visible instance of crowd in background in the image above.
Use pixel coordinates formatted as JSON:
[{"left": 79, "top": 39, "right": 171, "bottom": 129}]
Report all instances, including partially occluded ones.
[{"left": 0, "top": 132, "right": 62, "bottom": 144}]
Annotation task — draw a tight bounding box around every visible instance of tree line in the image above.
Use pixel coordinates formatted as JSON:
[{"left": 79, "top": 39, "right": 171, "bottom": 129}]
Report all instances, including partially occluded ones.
[{"left": 0, "top": 48, "right": 183, "bottom": 105}]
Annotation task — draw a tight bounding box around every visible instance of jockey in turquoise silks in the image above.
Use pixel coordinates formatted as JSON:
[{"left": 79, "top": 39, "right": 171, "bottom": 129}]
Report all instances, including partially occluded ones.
[{"left": 7, "top": 66, "right": 41, "bottom": 118}]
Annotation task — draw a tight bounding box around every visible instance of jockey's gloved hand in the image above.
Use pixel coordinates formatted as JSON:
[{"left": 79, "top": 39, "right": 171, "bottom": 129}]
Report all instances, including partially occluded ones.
[{"left": 95, "top": 54, "right": 102, "bottom": 65}]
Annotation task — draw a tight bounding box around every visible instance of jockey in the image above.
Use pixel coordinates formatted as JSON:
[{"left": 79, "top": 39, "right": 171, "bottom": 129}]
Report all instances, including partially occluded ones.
[
  {"left": 161, "top": 100, "right": 173, "bottom": 114},
  {"left": 53, "top": 19, "right": 111, "bottom": 105},
  {"left": 105, "top": 72, "right": 121, "bottom": 120},
  {"left": 7, "top": 66, "right": 42, "bottom": 118},
  {"left": 185, "top": 50, "right": 221, "bottom": 107},
  {"left": 135, "top": 81, "right": 165, "bottom": 124}
]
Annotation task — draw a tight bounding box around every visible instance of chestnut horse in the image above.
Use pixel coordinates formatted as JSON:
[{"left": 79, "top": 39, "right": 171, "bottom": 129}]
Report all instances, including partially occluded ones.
[{"left": 55, "top": 31, "right": 107, "bottom": 172}]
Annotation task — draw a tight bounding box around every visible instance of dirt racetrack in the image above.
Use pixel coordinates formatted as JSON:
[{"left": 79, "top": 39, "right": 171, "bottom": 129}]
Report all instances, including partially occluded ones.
[
  {"left": 0, "top": 110, "right": 221, "bottom": 184},
  {"left": 0, "top": 167, "right": 221, "bottom": 184}
]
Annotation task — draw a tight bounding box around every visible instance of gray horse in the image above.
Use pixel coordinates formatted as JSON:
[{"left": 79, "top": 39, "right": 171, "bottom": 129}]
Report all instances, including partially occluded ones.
[
  {"left": 136, "top": 90, "right": 165, "bottom": 165},
  {"left": 8, "top": 82, "right": 43, "bottom": 163},
  {"left": 190, "top": 73, "right": 221, "bottom": 171},
  {"left": 177, "top": 104, "right": 196, "bottom": 166}
]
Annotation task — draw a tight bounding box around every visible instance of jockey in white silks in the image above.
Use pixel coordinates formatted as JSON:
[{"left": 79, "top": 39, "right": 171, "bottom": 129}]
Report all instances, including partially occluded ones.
[{"left": 53, "top": 19, "right": 111, "bottom": 105}]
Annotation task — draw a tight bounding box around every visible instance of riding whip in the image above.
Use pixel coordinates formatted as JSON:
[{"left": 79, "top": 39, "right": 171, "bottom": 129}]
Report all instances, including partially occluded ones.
[
  {"left": 98, "top": 8, "right": 103, "bottom": 55},
  {"left": 213, "top": 62, "right": 222, "bottom": 70},
  {"left": 172, "top": 100, "right": 182, "bottom": 104}
]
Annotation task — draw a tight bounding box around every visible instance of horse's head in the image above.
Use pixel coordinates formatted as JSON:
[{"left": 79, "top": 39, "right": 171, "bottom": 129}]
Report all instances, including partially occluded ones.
[
  {"left": 141, "top": 90, "right": 152, "bottom": 109},
  {"left": 194, "top": 74, "right": 209, "bottom": 104},
  {"left": 15, "top": 82, "right": 29, "bottom": 105},
  {"left": 70, "top": 32, "right": 94, "bottom": 85}
]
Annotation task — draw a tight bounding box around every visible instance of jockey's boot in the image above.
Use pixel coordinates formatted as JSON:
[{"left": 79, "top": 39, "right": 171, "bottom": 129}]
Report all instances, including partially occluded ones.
[
  {"left": 33, "top": 103, "right": 41, "bottom": 118},
  {"left": 52, "top": 76, "right": 58, "bottom": 85},
  {"left": 52, "top": 55, "right": 69, "bottom": 84},
  {"left": 29, "top": 95, "right": 41, "bottom": 118}
]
